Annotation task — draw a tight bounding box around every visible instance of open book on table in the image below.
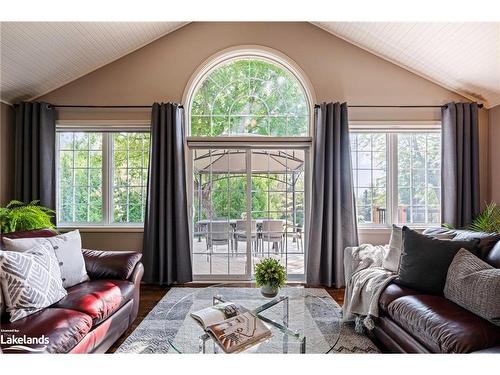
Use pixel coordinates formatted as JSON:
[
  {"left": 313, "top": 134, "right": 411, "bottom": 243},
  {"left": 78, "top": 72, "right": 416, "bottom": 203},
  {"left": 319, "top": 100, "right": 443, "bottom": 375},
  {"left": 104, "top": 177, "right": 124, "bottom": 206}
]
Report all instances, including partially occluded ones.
[{"left": 190, "top": 302, "right": 272, "bottom": 353}]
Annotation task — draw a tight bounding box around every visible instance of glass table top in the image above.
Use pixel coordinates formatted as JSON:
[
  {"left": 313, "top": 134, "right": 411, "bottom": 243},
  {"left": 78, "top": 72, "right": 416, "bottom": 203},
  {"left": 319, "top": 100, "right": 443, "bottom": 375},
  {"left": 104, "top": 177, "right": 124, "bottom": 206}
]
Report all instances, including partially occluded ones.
[{"left": 165, "top": 283, "right": 342, "bottom": 354}]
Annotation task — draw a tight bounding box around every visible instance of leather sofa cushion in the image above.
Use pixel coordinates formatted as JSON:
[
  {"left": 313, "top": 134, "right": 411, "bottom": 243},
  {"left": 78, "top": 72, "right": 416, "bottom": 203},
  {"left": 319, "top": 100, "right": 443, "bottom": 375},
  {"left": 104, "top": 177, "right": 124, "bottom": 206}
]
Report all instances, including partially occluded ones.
[
  {"left": 387, "top": 294, "right": 500, "bottom": 353},
  {"left": 378, "top": 283, "right": 422, "bottom": 314},
  {"left": 53, "top": 280, "right": 134, "bottom": 325},
  {"left": 0, "top": 308, "right": 92, "bottom": 353},
  {"left": 486, "top": 242, "right": 500, "bottom": 268},
  {"left": 82, "top": 249, "right": 142, "bottom": 280}
]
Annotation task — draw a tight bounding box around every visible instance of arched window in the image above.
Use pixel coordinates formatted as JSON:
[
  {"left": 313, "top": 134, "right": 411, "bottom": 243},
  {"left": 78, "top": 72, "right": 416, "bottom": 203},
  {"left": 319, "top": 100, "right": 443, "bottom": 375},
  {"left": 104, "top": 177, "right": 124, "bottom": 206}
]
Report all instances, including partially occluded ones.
[
  {"left": 188, "top": 52, "right": 311, "bottom": 137},
  {"left": 185, "top": 48, "right": 313, "bottom": 281}
]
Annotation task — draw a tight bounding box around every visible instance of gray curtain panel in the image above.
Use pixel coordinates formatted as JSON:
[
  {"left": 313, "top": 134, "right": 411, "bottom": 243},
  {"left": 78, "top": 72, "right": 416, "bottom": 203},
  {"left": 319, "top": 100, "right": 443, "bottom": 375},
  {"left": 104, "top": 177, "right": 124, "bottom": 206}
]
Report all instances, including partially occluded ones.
[
  {"left": 14, "top": 102, "right": 56, "bottom": 210},
  {"left": 442, "top": 102, "right": 480, "bottom": 228},
  {"left": 143, "top": 103, "right": 192, "bottom": 285},
  {"left": 307, "top": 102, "right": 359, "bottom": 287}
]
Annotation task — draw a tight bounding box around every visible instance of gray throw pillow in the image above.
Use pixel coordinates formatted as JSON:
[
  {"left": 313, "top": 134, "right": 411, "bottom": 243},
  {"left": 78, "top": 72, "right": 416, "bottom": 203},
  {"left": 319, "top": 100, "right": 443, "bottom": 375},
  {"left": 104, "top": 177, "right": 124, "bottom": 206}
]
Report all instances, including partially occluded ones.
[
  {"left": 3, "top": 230, "right": 89, "bottom": 288},
  {"left": 444, "top": 249, "right": 500, "bottom": 326},
  {"left": 396, "top": 227, "right": 480, "bottom": 295},
  {"left": 0, "top": 244, "right": 67, "bottom": 322},
  {"left": 382, "top": 225, "right": 402, "bottom": 272}
]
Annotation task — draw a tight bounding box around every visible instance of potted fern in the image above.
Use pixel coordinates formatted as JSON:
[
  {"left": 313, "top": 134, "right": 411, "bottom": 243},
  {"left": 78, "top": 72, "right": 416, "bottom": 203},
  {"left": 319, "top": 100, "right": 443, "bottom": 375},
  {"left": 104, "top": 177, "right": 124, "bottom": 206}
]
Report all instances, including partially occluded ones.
[
  {"left": 468, "top": 202, "right": 500, "bottom": 233},
  {"left": 443, "top": 202, "right": 500, "bottom": 233},
  {"left": 254, "top": 258, "right": 287, "bottom": 298},
  {"left": 0, "top": 200, "right": 55, "bottom": 234}
]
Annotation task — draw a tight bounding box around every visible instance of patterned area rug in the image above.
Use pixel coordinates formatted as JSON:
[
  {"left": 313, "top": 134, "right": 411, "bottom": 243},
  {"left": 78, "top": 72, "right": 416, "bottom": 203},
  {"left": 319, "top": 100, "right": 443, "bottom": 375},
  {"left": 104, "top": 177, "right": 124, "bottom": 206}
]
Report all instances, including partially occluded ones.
[{"left": 116, "top": 287, "right": 379, "bottom": 354}]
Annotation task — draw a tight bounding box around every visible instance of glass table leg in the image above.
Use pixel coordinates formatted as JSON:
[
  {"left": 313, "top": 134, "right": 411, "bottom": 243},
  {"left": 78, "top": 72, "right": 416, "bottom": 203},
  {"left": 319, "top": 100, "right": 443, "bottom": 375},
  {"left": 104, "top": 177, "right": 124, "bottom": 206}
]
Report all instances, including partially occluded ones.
[
  {"left": 199, "top": 333, "right": 209, "bottom": 354},
  {"left": 283, "top": 295, "right": 289, "bottom": 353}
]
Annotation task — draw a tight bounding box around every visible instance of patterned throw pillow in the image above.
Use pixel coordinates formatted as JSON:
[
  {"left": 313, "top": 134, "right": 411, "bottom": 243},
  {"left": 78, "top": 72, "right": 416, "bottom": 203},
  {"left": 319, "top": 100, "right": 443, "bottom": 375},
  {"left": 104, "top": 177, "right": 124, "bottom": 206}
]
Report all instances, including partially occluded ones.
[
  {"left": 3, "top": 230, "right": 89, "bottom": 288},
  {"left": 0, "top": 244, "right": 67, "bottom": 322},
  {"left": 0, "top": 283, "right": 4, "bottom": 316},
  {"left": 444, "top": 248, "right": 500, "bottom": 326}
]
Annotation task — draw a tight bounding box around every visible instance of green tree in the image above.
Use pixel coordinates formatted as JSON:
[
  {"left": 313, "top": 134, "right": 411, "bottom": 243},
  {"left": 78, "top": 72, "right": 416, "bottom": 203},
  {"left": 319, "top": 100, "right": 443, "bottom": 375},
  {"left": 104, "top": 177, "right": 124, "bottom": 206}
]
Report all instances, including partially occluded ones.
[{"left": 191, "top": 59, "right": 308, "bottom": 137}]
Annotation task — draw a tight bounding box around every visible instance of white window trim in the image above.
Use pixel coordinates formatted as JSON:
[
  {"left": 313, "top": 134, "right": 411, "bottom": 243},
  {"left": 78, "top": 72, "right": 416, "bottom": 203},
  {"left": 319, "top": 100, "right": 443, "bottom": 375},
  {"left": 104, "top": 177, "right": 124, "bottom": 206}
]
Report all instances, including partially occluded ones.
[
  {"left": 55, "top": 121, "right": 150, "bottom": 230},
  {"left": 350, "top": 121, "right": 442, "bottom": 231}
]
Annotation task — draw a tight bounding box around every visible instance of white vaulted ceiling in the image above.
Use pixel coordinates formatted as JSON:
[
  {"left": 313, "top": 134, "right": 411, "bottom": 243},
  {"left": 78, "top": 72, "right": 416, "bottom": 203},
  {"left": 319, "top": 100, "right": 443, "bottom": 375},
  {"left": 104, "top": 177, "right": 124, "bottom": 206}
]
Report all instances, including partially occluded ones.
[
  {"left": 314, "top": 22, "right": 500, "bottom": 108},
  {"left": 1, "top": 22, "right": 499, "bottom": 107},
  {"left": 0, "top": 22, "right": 187, "bottom": 103}
]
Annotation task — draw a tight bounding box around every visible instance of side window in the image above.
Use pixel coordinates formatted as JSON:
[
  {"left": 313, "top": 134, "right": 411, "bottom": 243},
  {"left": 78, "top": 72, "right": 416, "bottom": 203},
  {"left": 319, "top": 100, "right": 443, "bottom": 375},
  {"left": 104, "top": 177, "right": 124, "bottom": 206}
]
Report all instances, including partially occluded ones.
[{"left": 57, "top": 131, "right": 150, "bottom": 226}]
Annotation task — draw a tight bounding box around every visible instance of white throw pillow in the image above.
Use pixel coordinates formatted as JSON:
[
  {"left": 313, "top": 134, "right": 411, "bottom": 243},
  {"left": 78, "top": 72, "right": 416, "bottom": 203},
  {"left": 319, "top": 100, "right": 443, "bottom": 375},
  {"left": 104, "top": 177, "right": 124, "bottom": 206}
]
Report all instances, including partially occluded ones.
[
  {"left": 382, "top": 225, "right": 403, "bottom": 272},
  {"left": 0, "top": 244, "right": 67, "bottom": 322},
  {"left": 3, "top": 230, "right": 89, "bottom": 288}
]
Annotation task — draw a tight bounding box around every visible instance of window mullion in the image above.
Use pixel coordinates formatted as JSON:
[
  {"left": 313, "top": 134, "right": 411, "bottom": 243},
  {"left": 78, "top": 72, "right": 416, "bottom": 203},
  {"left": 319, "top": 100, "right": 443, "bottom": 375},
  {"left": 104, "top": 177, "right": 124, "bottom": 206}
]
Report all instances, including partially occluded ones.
[
  {"left": 102, "top": 133, "right": 112, "bottom": 225},
  {"left": 388, "top": 133, "right": 398, "bottom": 226}
]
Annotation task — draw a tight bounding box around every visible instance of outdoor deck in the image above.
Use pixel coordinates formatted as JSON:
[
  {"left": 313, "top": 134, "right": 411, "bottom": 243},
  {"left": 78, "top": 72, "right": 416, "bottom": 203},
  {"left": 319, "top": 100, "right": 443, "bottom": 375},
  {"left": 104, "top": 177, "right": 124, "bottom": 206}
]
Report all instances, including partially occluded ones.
[{"left": 192, "top": 238, "right": 305, "bottom": 276}]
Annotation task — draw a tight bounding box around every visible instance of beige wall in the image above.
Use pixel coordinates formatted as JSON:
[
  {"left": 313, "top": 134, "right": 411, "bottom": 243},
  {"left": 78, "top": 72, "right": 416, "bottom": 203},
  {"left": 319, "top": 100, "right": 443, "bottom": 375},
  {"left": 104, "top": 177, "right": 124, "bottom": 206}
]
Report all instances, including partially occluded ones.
[
  {"left": 34, "top": 22, "right": 490, "bottom": 248},
  {"left": 0, "top": 102, "right": 15, "bottom": 206},
  {"left": 76, "top": 231, "right": 144, "bottom": 252},
  {"left": 490, "top": 105, "right": 500, "bottom": 204}
]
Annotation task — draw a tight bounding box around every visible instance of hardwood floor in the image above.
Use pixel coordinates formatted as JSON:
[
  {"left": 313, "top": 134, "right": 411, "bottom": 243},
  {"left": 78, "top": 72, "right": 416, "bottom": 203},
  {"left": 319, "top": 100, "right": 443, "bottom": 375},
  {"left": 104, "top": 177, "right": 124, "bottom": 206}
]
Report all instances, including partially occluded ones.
[{"left": 107, "top": 283, "right": 345, "bottom": 353}]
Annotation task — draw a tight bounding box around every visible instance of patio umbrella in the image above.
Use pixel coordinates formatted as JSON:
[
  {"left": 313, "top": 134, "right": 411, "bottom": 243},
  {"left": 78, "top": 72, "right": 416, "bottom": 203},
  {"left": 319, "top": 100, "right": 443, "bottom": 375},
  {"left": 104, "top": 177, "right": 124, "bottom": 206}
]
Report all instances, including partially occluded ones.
[
  {"left": 193, "top": 149, "right": 305, "bottom": 235},
  {"left": 193, "top": 150, "right": 304, "bottom": 174}
]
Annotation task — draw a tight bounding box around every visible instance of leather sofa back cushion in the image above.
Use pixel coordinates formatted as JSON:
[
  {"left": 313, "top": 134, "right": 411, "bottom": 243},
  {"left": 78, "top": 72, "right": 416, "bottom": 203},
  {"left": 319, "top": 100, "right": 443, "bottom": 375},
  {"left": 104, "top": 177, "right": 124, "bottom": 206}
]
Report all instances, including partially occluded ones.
[
  {"left": 444, "top": 249, "right": 500, "bottom": 325},
  {"left": 396, "top": 227, "right": 479, "bottom": 295},
  {"left": 422, "top": 228, "right": 500, "bottom": 267},
  {"left": 82, "top": 249, "right": 142, "bottom": 280},
  {"left": 0, "top": 228, "right": 58, "bottom": 249},
  {"left": 452, "top": 231, "right": 500, "bottom": 264},
  {"left": 486, "top": 242, "right": 500, "bottom": 268}
]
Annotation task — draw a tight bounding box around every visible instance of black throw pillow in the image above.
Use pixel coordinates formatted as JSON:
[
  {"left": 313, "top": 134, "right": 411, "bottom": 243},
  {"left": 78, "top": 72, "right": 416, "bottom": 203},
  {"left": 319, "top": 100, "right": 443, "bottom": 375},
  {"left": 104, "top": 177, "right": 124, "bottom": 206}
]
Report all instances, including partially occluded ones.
[{"left": 396, "top": 227, "right": 480, "bottom": 295}]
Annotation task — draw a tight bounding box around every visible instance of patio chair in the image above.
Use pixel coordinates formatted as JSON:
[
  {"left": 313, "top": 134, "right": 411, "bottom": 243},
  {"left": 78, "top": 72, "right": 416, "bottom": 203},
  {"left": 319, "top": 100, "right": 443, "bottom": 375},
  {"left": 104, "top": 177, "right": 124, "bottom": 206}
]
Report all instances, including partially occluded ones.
[
  {"left": 286, "top": 225, "right": 304, "bottom": 253},
  {"left": 205, "top": 221, "right": 232, "bottom": 261},
  {"left": 261, "top": 220, "right": 284, "bottom": 254},
  {"left": 234, "top": 220, "right": 259, "bottom": 254}
]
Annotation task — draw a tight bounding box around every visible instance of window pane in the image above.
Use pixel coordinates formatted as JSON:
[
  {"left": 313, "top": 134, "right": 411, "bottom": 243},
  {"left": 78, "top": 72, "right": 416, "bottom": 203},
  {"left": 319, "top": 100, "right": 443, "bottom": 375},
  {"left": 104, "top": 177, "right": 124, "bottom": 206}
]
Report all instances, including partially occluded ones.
[
  {"left": 57, "top": 132, "right": 103, "bottom": 224},
  {"left": 112, "top": 132, "right": 150, "bottom": 223},
  {"left": 351, "top": 133, "right": 387, "bottom": 224},
  {"left": 190, "top": 59, "right": 309, "bottom": 137},
  {"left": 57, "top": 131, "right": 150, "bottom": 226},
  {"left": 397, "top": 133, "right": 441, "bottom": 225}
]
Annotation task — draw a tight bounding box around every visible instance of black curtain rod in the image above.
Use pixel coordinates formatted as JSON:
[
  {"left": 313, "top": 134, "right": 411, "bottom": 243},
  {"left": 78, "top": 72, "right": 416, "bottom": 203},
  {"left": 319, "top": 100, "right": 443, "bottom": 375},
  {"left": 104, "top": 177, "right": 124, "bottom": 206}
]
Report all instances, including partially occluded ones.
[
  {"left": 13, "top": 104, "right": 183, "bottom": 109},
  {"left": 53, "top": 105, "right": 154, "bottom": 108},
  {"left": 314, "top": 104, "right": 484, "bottom": 109},
  {"left": 14, "top": 103, "right": 483, "bottom": 109}
]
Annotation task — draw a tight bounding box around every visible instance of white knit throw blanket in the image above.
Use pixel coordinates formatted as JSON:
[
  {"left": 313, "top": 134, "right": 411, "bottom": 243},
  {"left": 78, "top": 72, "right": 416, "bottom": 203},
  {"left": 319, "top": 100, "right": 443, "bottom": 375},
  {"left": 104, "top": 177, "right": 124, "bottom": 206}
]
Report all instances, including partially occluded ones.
[{"left": 342, "top": 244, "right": 397, "bottom": 331}]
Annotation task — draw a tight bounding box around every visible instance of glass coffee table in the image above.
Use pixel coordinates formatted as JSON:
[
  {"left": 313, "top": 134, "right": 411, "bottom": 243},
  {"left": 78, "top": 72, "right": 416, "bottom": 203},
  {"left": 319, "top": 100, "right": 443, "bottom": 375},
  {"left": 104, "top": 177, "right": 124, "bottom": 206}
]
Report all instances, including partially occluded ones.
[{"left": 165, "top": 283, "right": 342, "bottom": 354}]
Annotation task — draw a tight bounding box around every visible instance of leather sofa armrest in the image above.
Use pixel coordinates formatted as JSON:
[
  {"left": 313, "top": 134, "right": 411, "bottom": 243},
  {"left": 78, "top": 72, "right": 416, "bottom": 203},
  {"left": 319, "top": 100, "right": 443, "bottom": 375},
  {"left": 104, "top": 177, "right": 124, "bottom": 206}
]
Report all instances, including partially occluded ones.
[
  {"left": 128, "top": 262, "right": 144, "bottom": 324},
  {"left": 82, "top": 249, "right": 142, "bottom": 280},
  {"left": 472, "top": 346, "right": 500, "bottom": 354}
]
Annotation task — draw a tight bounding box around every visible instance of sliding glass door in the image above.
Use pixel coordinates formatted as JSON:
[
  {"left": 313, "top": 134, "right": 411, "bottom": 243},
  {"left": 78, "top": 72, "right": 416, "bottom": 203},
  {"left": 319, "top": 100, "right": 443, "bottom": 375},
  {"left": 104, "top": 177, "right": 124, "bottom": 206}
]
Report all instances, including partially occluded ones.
[
  {"left": 191, "top": 147, "right": 307, "bottom": 281},
  {"left": 249, "top": 149, "right": 305, "bottom": 280}
]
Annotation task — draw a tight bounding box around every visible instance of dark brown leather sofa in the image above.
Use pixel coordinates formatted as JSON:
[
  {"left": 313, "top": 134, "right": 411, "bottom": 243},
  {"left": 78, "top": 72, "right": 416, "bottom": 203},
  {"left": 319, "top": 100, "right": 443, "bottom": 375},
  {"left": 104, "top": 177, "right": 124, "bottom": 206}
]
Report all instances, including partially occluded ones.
[
  {"left": 371, "top": 229, "right": 500, "bottom": 353},
  {"left": 0, "top": 229, "right": 144, "bottom": 354}
]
